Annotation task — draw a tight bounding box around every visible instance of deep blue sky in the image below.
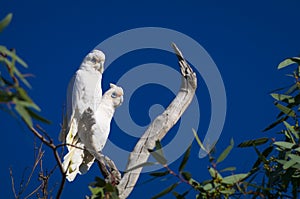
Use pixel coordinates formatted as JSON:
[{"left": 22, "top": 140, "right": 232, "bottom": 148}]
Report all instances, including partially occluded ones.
[{"left": 1, "top": 1, "right": 300, "bottom": 198}]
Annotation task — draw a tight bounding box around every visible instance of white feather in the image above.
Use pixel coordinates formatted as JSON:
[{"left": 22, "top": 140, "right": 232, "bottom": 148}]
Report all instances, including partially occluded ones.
[{"left": 59, "top": 49, "right": 105, "bottom": 181}]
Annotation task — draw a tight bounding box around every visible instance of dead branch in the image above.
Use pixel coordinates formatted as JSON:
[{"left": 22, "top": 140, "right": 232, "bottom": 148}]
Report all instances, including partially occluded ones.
[{"left": 117, "top": 43, "right": 197, "bottom": 198}]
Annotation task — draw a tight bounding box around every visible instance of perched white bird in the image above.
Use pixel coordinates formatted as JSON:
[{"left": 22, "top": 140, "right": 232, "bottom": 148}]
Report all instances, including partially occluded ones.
[{"left": 59, "top": 49, "right": 124, "bottom": 181}]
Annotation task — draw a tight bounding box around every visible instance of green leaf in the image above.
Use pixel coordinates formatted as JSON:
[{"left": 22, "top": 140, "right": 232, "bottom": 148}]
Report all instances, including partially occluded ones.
[
  {"left": 222, "top": 173, "right": 249, "bottom": 185},
  {"left": 238, "top": 137, "right": 269, "bottom": 148},
  {"left": 178, "top": 143, "right": 192, "bottom": 172},
  {"left": 0, "top": 46, "right": 28, "bottom": 67},
  {"left": 274, "top": 141, "right": 295, "bottom": 149},
  {"left": 12, "top": 64, "right": 31, "bottom": 88},
  {"left": 172, "top": 191, "right": 188, "bottom": 199},
  {"left": 288, "top": 154, "right": 300, "bottom": 164},
  {"left": 125, "top": 162, "right": 156, "bottom": 173},
  {"left": 252, "top": 146, "right": 273, "bottom": 169},
  {"left": 27, "top": 109, "right": 51, "bottom": 124},
  {"left": 274, "top": 102, "right": 296, "bottom": 117},
  {"left": 216, "top": 138, "right": 234, "bottom": 164},
  {"left": 283, "top": 159, "right": 296, "bottom": 170},
  {"left": 270, "top": 93, "right": 294, "bottom": 103},
  {"left": 285, "top": 83, "right": 298, "bottom": 95},
  {"left": 151, "top": 183, "right": 178, "bottom": 199},
  {"left": 278, "top": 57, "right": 300, "bottom": 69},
  {"left": 15, "top": 104, "right": 32, "bottom": 127},
  {"left": 220, "top": 167, "right": 236, "bottom": 172},
  {"left": 155, "top": 140, "right": 163, "bottom": 150},
  {"left": 262, "top": 116, "right": 287, "bottom": 132},
  {"left": 148, "top": 150, "right": 167, "bottom": 165},
  {"left": 0, "top": 13, "right": 12, "bottom": 32},
  {"left": 208, "top": 167, "right": 222, "bottom": 179},
  {"left": 13, "top": 98, "right": 40, "bottom": 111},
  {"left": 202, "top": 182, "right": 213, "bottom": 191},
  {"left": 148, "top": 142, "right": 167, "bottom": 165},
  {"left": 0, "top": 91, "right": 13, "bottom": 102},
  {"left": 220, "top": 188, "right": 235, "bottom": 195},
  {"left": 88, "top": 186, "right": 103, "bottom": 199},
  {"left": 192, "top": 128, "right": 206, "bottom": 152},
  {"left": 181, "top": 171, "right": 192, "bottom": 181},
  {"left": 16, "top": 87, "right": 33, "bottom": 102},
  {"left": 149, "top": 171, "right": 169, "bottom": 177},
  {"left": 283, "top": 121, "right": 299, "bottom": 139}
]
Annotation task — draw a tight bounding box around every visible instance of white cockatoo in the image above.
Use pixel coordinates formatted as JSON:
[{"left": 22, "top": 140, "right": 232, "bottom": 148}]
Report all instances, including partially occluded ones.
[{"left": 59, "top": 49, "right": 124, "bottom": 181}]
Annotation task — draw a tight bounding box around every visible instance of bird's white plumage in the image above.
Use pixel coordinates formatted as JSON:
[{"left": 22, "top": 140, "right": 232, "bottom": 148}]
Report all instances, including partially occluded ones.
[{"left": 60, "top": 49, "right": 123, "bottom": 182}]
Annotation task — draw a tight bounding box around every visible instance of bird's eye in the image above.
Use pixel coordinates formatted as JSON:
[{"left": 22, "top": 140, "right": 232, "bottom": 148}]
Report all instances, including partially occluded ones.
[
  {"left": 111, "top": 92, "right": 117, "bottom": 98},
  {"left": 91, "top": 57, "right": 97, "bottom": 64}
]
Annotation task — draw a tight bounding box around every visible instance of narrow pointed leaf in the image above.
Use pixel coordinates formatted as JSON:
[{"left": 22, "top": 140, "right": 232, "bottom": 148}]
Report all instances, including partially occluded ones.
[
  {"left": 178, "top": 143, "right": 192, "bottom": 172},
  {"left": 285, "top": 84, "right": 298, "bottom": 95},
  {"left": 238, "top": 137, "right": 269, "bottom": 147},
  {"left": 148, "top": 149, "right": 167, "bottom": 165},
  {"left": 13, "top": 98, "right": 40, "bottom": 111},
  {"left": 274, "top": 141, "right": 294, "bottom": 149},
  {"left": 278, "top": 57, "right": 300, "bottom": 69},
  {"left": 125, "top": 162, "right": 156, "bottom": 172},
  {"left": 27, "top": 109, "right": 51, "bottom": 124},
  {"left": 208, "top": 167, "right": 222, "bottom": 179},
  {"left": 283, "top": 121, "right": 299, "bottom": 139},
  {"left": 0, "top": 13, "right": 12, "bottom": 32},
  {"left": 288, "top": 154, "right": 300, "bottom": 164},
  {"left": 192, "top": 128, "right": 206, "bottom": 152},
  {"left": 151, "top": 183, "right": 179, "bottom": 199},
  {"left": 283, "top": 159, "right": 296, "bottom": 170},
  {"left": 274, "top": 102, "right": 296, "bottom": 117},
  {"left": 0, "top": 46, "right": 27, "bottom": 67},
  {"left": 149, "top": 171, "right": 169, "bottom": 177},
  {"left": 252, "top": 146, "right": 273, "bottom": 169},
  {"left": 15, "top": 104, "right": 32, "bottom": 127},
  {"left": 270, "top": 93, "right": 294, "bottom": 103},
  {"left": 220, "top": 167, "right": 236, "bottom": 172},
  {"left": 222, "top": 173, "right": 249, "bottom": 185},
  {"left": 216, "top": 138, "right": 234, "bottom": 164},
  {"left": 262, "top": 116, "right": 287, "bottom": 132},
  {"left": 181, "top": 171, "right": 192, "bottom": 181}
]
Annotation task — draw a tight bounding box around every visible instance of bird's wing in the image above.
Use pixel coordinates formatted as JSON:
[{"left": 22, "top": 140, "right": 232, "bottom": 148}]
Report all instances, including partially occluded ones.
[{"left": 60, "top": 70, "right": 103, "bottom": 181}]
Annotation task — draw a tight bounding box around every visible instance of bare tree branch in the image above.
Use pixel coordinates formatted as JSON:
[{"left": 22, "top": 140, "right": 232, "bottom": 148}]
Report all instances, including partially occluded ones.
[
  {"left": 117, "top": 43, "right": 197, "bottom": 198},
  {"left": 25, "top": 124, "right": 66, "bottom": 199}
]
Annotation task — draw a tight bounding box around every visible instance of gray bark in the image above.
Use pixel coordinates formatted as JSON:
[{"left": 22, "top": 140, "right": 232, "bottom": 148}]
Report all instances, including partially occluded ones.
[{"left": 116, "top": 43, "right": 197, "bottom": 198}]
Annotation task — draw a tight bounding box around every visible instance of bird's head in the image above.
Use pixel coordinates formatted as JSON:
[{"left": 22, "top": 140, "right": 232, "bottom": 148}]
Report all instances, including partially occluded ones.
[
  {"left": 103, "top": 83, "right": 124, "bottom": 108},
  {"left": 83, "top": 49, "right": 105, "bottom": 73}
]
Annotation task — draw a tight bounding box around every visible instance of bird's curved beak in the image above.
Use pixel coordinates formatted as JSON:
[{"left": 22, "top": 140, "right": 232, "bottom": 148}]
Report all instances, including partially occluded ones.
[
  {"left": 119, "top": 96, "right": 124, "bottom": 106},
  {"left": 98, "top": 61, "right": 104, "bottom": 74}
]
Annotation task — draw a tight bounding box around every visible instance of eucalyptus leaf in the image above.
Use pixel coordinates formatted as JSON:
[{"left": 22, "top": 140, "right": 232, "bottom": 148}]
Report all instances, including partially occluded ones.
[
  {"left": 278, "top": 57, "right": 300, "bottom": 69},
  {"left": 283, "top": 159, "right": 296, "bottom": 170},
  {"left": 192, "top": 128, "right": 206, "bottom": 152},
  {"left": 149, "top": 171, "right": 169, "bottom": 177},
  {"left": 274, "top": 141, "right": 294, "bottom": 150},
  {"left": 222, "top": 173, "right": 249, "bottom": 185},
  {"left": 270, "top": 93, "right": 294, "bottom": 103},
  {"left": 15, "top": 104, "right": 32, "bottom": 127},
  {"left": 238, "top": 137, "right": 268, "bottom": 148},
  {"left": 274, "top": 102, "right": 296, "bottom": 117},
  {"left": 0, "top": 13, "right": 12, "bottom": 32},
  {"left": 288, "top": 154, "right": 300, "bottom": 164},
  {"left": 216, "top": 138, "right": 234, "bottom": 164},
  {"left": 125, "top": 162, "right": 156, "bottom": 172},
  {"left": 178, "top": 143, "right": 191, "bottom": 172},
  {"left": 151, "top": 183, "right": 178, "bottom": 199}
]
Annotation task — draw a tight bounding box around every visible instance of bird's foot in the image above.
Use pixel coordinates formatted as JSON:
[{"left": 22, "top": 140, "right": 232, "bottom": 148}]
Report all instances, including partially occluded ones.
[{"left": 105, "top": 169, "right": 121, "bottom": 186}]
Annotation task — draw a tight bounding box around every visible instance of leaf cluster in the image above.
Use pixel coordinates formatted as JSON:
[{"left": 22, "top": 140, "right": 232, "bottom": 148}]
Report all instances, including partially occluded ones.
[{"left": 0, "top": 13, "right": 50, "bottom": 127}]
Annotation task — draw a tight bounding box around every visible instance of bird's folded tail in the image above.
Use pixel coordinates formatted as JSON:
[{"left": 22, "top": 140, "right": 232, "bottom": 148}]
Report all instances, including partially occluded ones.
[
  {"left": 62, "top": 119, "right": 84, "bottom": 182},
  {"left": 62, "top": 142, "right": 84, "bottom": 182}
]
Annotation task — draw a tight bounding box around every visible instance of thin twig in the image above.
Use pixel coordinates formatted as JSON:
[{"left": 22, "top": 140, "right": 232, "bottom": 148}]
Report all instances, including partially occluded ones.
[{"left": 9, "top": 168, "right": 18, "bottom": 199}]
